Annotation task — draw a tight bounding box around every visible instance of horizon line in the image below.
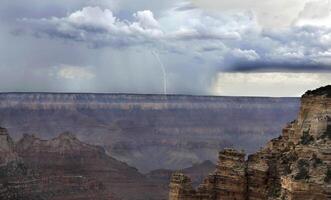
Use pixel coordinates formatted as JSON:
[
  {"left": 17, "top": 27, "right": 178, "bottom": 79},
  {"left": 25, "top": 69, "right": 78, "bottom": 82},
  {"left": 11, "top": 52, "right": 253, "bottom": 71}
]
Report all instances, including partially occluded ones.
[{"left": 0, "top": 91, "right": 300, "bottom": 99}]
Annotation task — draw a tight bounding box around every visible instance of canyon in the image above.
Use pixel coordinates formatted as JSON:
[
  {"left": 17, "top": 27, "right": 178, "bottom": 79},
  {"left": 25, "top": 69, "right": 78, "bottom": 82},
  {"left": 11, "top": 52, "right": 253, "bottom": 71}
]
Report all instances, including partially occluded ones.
[
  {"left": 0, "top": 128, "right": 168, "bottom": 200},
  {"left": 0, "top": 127, "right": 219, "bottom": 200},
  {"left": 0, "top": 93, "right": 299, "bottom": 172},
  {"left": 1, "top": 87, "right": 330, "bottom": 200},
  {"left": 169, "top": 86, "right": 331, "bottom": 200}
]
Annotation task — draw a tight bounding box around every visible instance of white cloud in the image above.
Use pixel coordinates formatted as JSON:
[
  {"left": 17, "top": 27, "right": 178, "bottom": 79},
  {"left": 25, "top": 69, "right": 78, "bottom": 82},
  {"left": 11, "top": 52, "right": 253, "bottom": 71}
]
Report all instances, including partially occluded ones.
[
  {"left": 67, "top": 6, "right": 117, "bottom": 27},
  {"left": 294, "top": 0, "right": 331, "bottom": 27},
  {"left": 231, "top": 49, "right": 260, "bottom": 61},
  {"left": 190, "top": 0, "right": 308, "bottom": 28},
  {"left": 54, "top": 65, "right": 96, "bottom": 80},
  {"left": 20, "top": 5, "right": 256, "bottom": 49},
  {"left": 213, "top": 72, "right": 331, "bottom": 97},
  {"left": 134, "top": 10, "right": 160, "bottom": 29},
  {"left": 21, "top": 7, "right": 165, "bottom": 48}
]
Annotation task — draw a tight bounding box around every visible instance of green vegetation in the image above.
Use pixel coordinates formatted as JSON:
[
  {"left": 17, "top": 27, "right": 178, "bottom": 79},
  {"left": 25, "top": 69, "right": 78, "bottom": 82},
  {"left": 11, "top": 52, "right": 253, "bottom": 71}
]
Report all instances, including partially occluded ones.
[
  {"left": 294, "top": 159, "right": 310, "bottom": 180},
  {"left": 325, "top": 168, "right": 331, "bottom": 183},
  {"left": 281, "top": 153, "right": 298, "bottom": 174},
  {"left": 288, "top": 153, "right": 298, "bottom": 162},
  {"left": 0, "top": 161, "right": 27, "bottom": 178},
  {"left": 269, "top": 186, "right": 281, "bottom": 198},
  {"left": 304, "top": 85, "right": 331, "bottom": 97},
  {"left": 321, "top": 124, "right": 331, "bottom": 140},
  {"left": 300, "top": 130, "right": 314, "bottom": 145},
  {"left": 312, "top": 154, "right": 323, "bottom": 168}
]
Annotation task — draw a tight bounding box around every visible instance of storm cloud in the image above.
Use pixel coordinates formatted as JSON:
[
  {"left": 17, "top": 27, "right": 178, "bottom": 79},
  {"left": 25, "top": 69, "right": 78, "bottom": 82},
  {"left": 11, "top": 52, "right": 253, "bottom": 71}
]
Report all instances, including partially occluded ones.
[
  {"left": 18, "top": 1, "right": 331, "bottom": 71},
  {"left": 0, "top": 0, "right": 331, "bottom": 96}
]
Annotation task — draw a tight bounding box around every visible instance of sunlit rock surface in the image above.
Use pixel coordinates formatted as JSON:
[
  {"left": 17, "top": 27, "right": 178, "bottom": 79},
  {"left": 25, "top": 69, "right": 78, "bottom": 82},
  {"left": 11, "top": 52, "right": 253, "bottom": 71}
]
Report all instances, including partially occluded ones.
[{"left": 169, "top": 86, "right": 331, "bottom": 200}]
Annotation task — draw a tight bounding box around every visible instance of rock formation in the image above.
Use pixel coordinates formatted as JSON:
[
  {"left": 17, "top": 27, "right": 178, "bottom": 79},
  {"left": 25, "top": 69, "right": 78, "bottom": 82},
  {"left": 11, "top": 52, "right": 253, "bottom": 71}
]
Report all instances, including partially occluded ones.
[
  {"left": 169, "top": 149, "right": 247, "bottom": 200},
  {"left": 169, "top": 86, "right": 331, "bottom": 200},
  {"left": 147, "top": 160, "right": 215, "bottom": 187},
  {"left": 0, "top": 127, "right": 17, "bottom": 166},
  {"left": 0, "top": 131, "right": 168, "bottom": 200}
]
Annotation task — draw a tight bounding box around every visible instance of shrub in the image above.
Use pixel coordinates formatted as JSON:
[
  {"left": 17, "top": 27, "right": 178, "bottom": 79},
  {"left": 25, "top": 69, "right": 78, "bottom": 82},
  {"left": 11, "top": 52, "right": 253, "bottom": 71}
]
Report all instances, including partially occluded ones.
[
  {"left": 297, "top": 159, "right": 309, "bottom": 167},
  {"left": 311, "top": 154, "right": 323, "bottom": 168},
  {"left": 294, "top": 168, "right": 309, "bottom": 180},
  {"left": 300, "top": 131, "right": 314, "bottom": 145},
  {"left": 325, "top": 168, "right": 331, "bottom": 183},
  {"left": 0, "top": 161, "right": 27, "bottom": 178},
  {"left": 304, "top": 86, "right": 331, "bottom": 97},
  {"left": 269, "top": 186, "right": 281, "bottom": 198},
  {"left": 321, "top": 124, "right": 331, "bottom": 140},
  {"left": 288, "top": 153, "right": 298, "bottom": 162},
  {"left": 294, "top": 159, "right": 310, "bottom": 180}
]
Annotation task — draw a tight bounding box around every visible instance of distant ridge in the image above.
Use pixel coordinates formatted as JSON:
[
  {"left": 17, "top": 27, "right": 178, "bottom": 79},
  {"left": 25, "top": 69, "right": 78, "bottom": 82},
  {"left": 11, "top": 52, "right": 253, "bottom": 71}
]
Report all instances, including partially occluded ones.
[
  {"left": 0, "top": 92, "right": 299, "bottom": 99},
  {"left": 0, "top": 92, "right": 300, "bottom": 172}
]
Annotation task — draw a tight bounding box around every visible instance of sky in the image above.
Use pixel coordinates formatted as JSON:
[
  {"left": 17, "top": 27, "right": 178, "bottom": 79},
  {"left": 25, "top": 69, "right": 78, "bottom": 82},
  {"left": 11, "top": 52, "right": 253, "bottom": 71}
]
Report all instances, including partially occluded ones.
[{"left": 0, "top": 0, "right": 331, "bottom": 97}]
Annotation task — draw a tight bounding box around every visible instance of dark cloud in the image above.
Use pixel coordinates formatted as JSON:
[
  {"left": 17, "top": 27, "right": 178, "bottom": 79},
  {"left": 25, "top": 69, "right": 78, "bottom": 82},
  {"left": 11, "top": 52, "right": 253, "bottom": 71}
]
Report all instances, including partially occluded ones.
[{"left": 227, "top": 61, "right": 331, "bottom": 72}]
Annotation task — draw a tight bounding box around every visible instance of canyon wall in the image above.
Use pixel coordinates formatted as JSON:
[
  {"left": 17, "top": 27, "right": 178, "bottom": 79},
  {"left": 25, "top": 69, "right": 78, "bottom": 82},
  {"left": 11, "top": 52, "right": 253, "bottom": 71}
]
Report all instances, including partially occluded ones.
[
  {"left": 0, "top": 128, "right": 168, "bottom": 200},
  {"left": 0, "top": 93, "right": 299, "bottom": 172},
  {"left": 169, "top": 86, "right": 331, "bottom": 200}
]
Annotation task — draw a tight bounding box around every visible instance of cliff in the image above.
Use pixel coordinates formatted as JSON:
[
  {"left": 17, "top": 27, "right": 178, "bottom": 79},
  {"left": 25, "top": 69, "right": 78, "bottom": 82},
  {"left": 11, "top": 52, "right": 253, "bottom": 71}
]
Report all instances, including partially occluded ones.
[
  {"left": 169, "top": 149, "right": 247, "bottom": 200},
  {"left": 169, "top": 86, "right": 331, "bottom": 200},
  {"left": 0, "top": 131, "right": 168, "bottom": 200},
  {"left": 147, "top": 160, "right": 216, "bottom": 187},
  {"left": 0, "top": 128, "right": 17, "bottom": 166}
]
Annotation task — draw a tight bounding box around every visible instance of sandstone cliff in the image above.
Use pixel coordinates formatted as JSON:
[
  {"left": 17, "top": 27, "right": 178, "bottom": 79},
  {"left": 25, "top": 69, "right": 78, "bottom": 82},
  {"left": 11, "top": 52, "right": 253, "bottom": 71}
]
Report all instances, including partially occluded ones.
[
  {"left": 169, "top": 86, "right": 331, "bottom": 200},
  {"left": 169, "top": 149, "right": 247, "bottom": 200}
]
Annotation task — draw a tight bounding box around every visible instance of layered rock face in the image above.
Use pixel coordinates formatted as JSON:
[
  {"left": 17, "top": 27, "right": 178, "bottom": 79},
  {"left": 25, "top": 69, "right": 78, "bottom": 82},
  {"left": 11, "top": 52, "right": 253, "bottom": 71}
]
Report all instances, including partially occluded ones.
[
  {"left": 169, "top": 149, "right": 247, "bottom": 200},
  {"left": 0, "top": 128, "right": 23, "bottom": 200},
  {"left": 215, "top": 149, "right": 247, "bottom": 200},
  {"left": 169, "top": 86, "right": 331, "bottom": 200},
  {"left": 0, "top": 128, "right": 18, "bottom": 166},
  {"left": 277, "top": 86, "right": 331, "bottom": 200},
  {"left": 0, "top": 131, "right": 168, "bottom": 200}
]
